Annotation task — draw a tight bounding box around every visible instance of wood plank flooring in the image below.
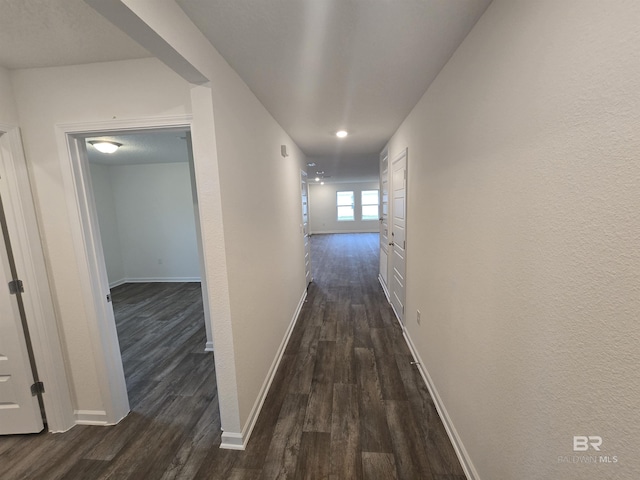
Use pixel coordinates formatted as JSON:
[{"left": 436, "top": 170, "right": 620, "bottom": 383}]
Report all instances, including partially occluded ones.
[{"left": 0, "top": 233, "right": 466, "bottom": 479}]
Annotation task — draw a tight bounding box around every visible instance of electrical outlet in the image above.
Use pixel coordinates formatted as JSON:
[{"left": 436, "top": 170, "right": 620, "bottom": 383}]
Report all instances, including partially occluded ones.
[{"left": 416, "top": 310, "right": 421, "bottom": 325}]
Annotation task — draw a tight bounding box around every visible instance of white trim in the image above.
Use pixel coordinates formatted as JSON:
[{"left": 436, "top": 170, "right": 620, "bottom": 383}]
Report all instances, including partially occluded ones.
[
  {"left": 204, "top": 341, "right": 214, "bottom": 352},
  {"left": 108, "top": 278, "right": 127, "bottom": 288},
  {"left": 389, "top": 148, "right": 408, "bottom": 326},
  {"left": 73, "top": 409, "right": 110, "bottom": 425},
  {"left": 378, "top": 274, "right": 390, "bottom": 302},
  {"left": 220, "top": 431, "right": 244, "bottom": 450},
  {"left": 401, "top": 328, "right": 480, "bottom": 480},
  {"left": 310, "top": 230, "right": 379, "bottom": 235},
  {"left": 56, "top": 115, "right": 195, "bottom": 427},
  {"left": 0, "top": 124, "right": 75, "bottom": 432},
  {"left": 57, "top": 115, "right": 194, "bottom": 137},
  {"left": 220, "top": 287, "right": 308, "bottom": 450},
  {"left": 110, "top": 277, "right": 201, "bottom": 288}
]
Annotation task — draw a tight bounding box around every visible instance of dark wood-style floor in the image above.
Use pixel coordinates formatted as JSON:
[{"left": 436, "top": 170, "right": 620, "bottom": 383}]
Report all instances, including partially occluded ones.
[{"left": 0, "top": 233, "right": 466, "bottom": 479}]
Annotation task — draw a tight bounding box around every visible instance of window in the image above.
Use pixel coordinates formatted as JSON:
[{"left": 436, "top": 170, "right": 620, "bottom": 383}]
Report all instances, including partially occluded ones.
[
  {"left": 361, "top": 190, "right": 379, "bottom": 221},
  {"left": 337, "top": 191, "right": 354, "bottom": 221}
]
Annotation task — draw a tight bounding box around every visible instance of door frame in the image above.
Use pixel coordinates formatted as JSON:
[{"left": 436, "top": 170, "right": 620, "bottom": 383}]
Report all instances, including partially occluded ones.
[
  {"left": 0, "top": 124, "right": 75, "bottom": 432},
  {"left": 55, "top": 115, "right": 212, "bottom": 425},
  {"left": 378, "top": 147, "right": 390, "bottom": 300},
  {"left": 300, "top": 170, "right": 312, "bottom": 286},
  {"left": 389, "top": 147, "right": 408, "bottom": 326}
]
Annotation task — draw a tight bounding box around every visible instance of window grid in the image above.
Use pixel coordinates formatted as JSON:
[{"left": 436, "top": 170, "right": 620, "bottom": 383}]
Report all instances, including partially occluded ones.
[
  {"left": 361, "top": 190, "right": 379, "bottom": 221},
  {"left": 337, "top": 191, "right": 354, "bottom": 221}
]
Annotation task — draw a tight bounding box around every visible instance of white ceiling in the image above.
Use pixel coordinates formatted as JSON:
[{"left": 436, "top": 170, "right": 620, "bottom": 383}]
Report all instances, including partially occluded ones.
[
  {"left": 86, "top": 131, "right": 190, "bottom": 166},
  {"left": 1, "top": 0, "right": 491, "bottom": 181},
  {"left": 0, "top": 0, "right": 150, "bottom": 69},
  {"left": 176, "top": 0, "right": 492, "bottom": 158}
]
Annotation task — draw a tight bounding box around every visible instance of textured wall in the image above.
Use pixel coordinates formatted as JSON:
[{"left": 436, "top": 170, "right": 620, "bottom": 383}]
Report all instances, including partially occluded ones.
[
  {"left": 89, "top": 163, "right": 125, "bottom": 284},
  {"left": 387, "top": 1, "right": 640, "bottom": 478},
  {"left": 90, "top": 162, "right": 200, "bottom": 285},
  {"left": 0, "top": 67, "right": 18, "bottom": 124},
  {"left": 112, "top": 162, "right": 199, "bottom": 282}
]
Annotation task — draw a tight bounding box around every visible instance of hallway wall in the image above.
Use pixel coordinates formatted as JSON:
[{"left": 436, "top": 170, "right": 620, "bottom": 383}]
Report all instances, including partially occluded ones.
[{"left": 387, "top": 1, "right": 640, "bottom": 479}]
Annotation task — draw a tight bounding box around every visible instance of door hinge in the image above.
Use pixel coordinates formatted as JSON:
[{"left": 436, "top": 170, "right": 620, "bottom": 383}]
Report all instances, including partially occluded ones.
[
  {"left": 8, "top": 279, "right": 24, "bottom": 295},
  {"left": 106, "top": 293, "right": 112, "bottom": 303},
  {"left": 31, "top": 381, "right": 45, "bottom": 396}
]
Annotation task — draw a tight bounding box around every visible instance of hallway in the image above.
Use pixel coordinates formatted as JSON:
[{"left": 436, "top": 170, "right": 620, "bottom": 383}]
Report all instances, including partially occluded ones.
[
  {"left": 0, "top": 233, "right": 464, "bottom": 479},
  {"left": 248, "top": 232, "right": 466, "bottom": 479}
]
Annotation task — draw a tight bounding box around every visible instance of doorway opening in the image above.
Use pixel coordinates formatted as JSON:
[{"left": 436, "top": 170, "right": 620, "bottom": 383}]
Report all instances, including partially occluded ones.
[
  {"left": 84, "top": 129, "right": 215, "bottom": 414},
  {"left": 59, "top": 117, "right": 217, "bottom": 425}
]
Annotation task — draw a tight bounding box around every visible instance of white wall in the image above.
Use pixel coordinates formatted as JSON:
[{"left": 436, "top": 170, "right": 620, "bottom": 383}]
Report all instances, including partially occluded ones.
[
  {"left": 90, "top": 161, "right": 200, "bottom": 286},
  {"left": 11, "top": 58, "right": 193, "bottom": 414},
  {"left": 309, "top": 181, "right": 380, "bottom": 234},
  {"left": 386, "top": 1, "right": 640, "bottom": 479},
  {"left": 90, "top": 163, "right": 125, "bottom": 284},
  {"left": 0, "top": 67, "right": 18, "bottom": 124}
]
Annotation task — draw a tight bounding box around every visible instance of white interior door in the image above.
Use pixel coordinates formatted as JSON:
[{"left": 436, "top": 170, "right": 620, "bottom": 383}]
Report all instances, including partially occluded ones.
[
  {"left": 379, "top": 149, "right": 389, "bottom": 288},
  {"left": 0, "top": 197, "right": 44, "bottom": 435},
  {"left": 390, "top": 149, "right": 407, "bottom": 324},
  {"left": 301, "top": 171, "right": 312, "bottom": 285}
]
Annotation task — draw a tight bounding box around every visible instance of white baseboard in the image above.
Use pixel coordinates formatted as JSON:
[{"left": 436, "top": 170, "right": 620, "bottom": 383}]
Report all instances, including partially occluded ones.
[
  {"left": 310, "top": 230, "right": 378, "bottom": 235},
  {"left": 74, "top": 409, "right": 109, "bottom": 425},
  {"left": 401, "top": 329, "right": 480, "bottom": 480},
  {"left": 204, "top": 341, "right": 214, "bottom": 352},
  {"left": 220, "top": 431, "right": 245, "bottom": 450},
  {"left": 109, "top": 277, "right": 201, "bottom": 288},
  {"left": 220, "top": 287, "right": 308, "bottom": 451},
  {"left": 378, "top": 274, "right": 390, "bottom": 302}
]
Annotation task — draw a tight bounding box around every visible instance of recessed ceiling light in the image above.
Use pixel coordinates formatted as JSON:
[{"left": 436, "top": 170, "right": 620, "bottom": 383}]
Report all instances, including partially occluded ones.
[
  {"left": 89, "top": 141, "right": 122, "bottom": 154},
  {"left": 320, "top": 181, "right": 325, "bottom": 185},
  {"left": 336, "top": 130, "right": 348, "bottom": 138},
  {"left": 307, "top": 162, "right": 316, "bottom": 167},
  {"left": 315, "top": 177, "right": 320, "bottom": 182}
]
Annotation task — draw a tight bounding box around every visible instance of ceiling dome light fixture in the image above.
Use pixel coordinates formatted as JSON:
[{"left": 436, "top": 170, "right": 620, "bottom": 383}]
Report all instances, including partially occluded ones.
[
  {"left": 336, "top": 130, "right": 348, "bottom": 138},
  {"left": 89, "top": 140, "right": 122, "bottom": 154}
]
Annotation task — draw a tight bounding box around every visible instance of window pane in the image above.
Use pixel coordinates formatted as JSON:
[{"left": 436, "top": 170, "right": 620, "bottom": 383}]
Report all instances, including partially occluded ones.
[
  {"left": 361, "top": 190, "right": 379, "bottom": 206},
  {"left": 362, "top": 205, "right": 379, "bottom": 220},
  {"left": 337, "top": 205, "right": 354, "bottom": 221},
  {"left": 337, "top": 191, "right": 354, "bottom": 206},
  {"left": 361, "top": 190, "right": 379, "bottom": 220}
]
